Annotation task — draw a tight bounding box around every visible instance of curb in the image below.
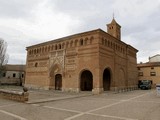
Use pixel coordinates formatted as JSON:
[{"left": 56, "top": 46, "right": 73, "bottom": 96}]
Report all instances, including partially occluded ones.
[{"left": 26, "top": 94, "right": 92, "bottom": 104}]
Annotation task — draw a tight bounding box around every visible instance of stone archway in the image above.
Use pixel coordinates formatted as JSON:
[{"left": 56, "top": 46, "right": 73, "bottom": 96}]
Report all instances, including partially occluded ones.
[
  {"left": 49, "top": 64, "right": 62, "bottom": 90},
  {"left": 55, "top": 74, "right": 62, "bottom": 90},
  {"left": 80, "top": 70, "right": 93, "bottom": 91},
  {"left": 103, "top": 68, "right": 111, "bottom": 91}
]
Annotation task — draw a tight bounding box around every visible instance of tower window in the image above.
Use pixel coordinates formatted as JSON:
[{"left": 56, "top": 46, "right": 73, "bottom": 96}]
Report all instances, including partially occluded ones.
[
  {"left": 22, "top": 74, "right": 24, "bottom": 78},
  {"left": 3, "top": 73, "right": 6, "bottom": 77},
  {"left": 55, "top": 45, "right": 58, "bottom": 50},
  {"left": 59, "top": 44, "right": 61, "bottom": 49},
  {"left": 150, "top": 72, "right": 156, "bottom": 76},
  {"left": 138, "top": 72, "right": 143, "bottom": 76},
  {"left": 80, "top": 39, "right": 83, "bottom": 46},
  {"left": 13, "top": 73, "right": 16, "bottom": 78},
  {"left": 35, "top": 62, "right": 38, "bottom": 67}
]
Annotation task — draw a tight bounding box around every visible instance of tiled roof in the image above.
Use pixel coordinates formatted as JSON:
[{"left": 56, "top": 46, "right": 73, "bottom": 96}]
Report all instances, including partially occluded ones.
[
  {"left": 137, "top": 62, "right": 160, "bottom": 67},
  {"left": 3, "top": 64, "right": 25, "bottom": 71}
]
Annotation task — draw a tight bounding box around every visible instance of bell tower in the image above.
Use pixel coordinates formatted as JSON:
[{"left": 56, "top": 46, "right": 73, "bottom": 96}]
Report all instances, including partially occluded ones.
[{"left": 107, "top": 18, "right": 121, "bottom": 40}]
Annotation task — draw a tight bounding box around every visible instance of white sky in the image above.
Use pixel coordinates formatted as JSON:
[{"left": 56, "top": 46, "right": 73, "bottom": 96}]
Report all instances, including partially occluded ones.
[{"left": 0, "top": 0, "right": 160, "bottom": 64}]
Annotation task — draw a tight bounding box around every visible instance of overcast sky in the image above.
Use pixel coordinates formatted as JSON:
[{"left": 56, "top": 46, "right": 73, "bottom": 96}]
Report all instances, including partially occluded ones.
[{"left": 0, "top": 0, "right": 160, "bottom": 64}]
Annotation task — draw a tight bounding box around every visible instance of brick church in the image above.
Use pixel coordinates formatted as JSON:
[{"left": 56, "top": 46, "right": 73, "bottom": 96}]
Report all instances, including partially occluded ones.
[{"left": 25, "top": 18, "right": 138, "bottom": 94}]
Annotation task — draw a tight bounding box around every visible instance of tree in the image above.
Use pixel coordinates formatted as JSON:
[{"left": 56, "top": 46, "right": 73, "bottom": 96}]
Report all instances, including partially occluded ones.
[{"left": 0, "top": 38, "right": 9, "bottom": 78}]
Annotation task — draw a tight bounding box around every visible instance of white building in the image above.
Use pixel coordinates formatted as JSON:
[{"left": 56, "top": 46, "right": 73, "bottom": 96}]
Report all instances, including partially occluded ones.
[
  {"left": 138, "top": 54, "right": 160, "bottom": 88},
  {"left": 149, "top": 54, "right": 160, "bottom": 62},
  {"left": 0, "top": 64, "right": 25, "bottom": 85}
]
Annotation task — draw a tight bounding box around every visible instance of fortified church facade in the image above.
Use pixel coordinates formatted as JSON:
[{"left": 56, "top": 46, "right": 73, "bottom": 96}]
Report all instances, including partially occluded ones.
[{"left": 25, "top": 18, "right": 138, "bottom": 94}]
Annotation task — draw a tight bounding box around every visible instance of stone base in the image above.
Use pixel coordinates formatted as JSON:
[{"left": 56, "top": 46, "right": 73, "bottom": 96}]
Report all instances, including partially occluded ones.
[
  {"left": 110, "top": 87, "right": 118, "bottom": 91},
  {"left": 62, "top": 88, "right": 80, "bottom": 93},
  {"left": 24, "top": 84, "right": 50, "bottom": 90},
  {"left": 110, "top": 86, "right": 138, "bottom": 93},
  {"left": 92, "top": 88, "right": 103, "bottom": 94},
  {"left": 49, "top": 86, "right": 55, "bottom": 90}
]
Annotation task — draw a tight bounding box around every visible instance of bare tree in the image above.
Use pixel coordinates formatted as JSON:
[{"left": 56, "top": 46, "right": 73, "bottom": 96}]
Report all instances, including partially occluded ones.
[{"left": 0, "top": 38, "right": 9, "bottom": 78}]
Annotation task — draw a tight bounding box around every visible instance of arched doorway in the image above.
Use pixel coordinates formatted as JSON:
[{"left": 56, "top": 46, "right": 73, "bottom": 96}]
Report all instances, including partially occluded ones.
[
  {"left": 49, "top": 64, "right": 62, "bottom": 89},
  {"left": 55, "top": 74, "right": 62, "bottom": 90},
  {"left": 103, "top": 68, "right": 111, "bottom": 91},
  {"left": 80, "top": 70, "right": 93, "bottom": 91}
]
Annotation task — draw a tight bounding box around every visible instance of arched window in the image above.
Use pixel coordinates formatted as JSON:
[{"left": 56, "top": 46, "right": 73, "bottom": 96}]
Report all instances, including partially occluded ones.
[
  {"left": 45, "top": 46, "right": 47, "bottom": 52},
  {"left": 105, "top": 39, "right": 107, "bottom": 46},
  {"left": 35, "top": 62, "right": 38, "bottom": 67},
  {"left": 34, "top": 49, "right": 36, "bottom": 54},
  {"left": 48, "top": 46, "right": 50, "bottom": 51},
  {"left": 113, "top": 43, "right": 115, "bottom": 49},
  {"left": 62, "top": 43, "right": 65, "bottom": 49},
  {"left": 37, "top": 49, "right": 39, "bottom": 53},
  {"left": 66, "top": 42, "right": 69, "bottom": 48},
  {"left": 51, "top": 45, "right": 54, "bottom": 51},
  {"left": 102, "top": 38, "right": 104, "bottom": 45},
  {"left": 55, "top": 45, "right": 58, "bottom": 50},
  {"left": 80, "top": 39, "right": 83, "bottom": 46},
  {"left": 70, "top": 41, "right": 73, "bottom": 47},
  {"left": 59, "top": 44, "right": 61, "bottom": 49},
  {"left": 74, "top": 40, "right": 78, "bottom": 47},
  {"left": 84, "top": 38, "right": 88, "bottom": 45},
  {"left": 90, "top": 36, "right": 94, "bottom": 44},
  {"left": 108, "top": 41, "right": 110, "bottom": 47},
  {"left": 29, "top": 50, "right": 31, "bottom": 55},
  {"left": 42, "top": 47, "right": 44, "bottom": 53},
  {"left": 39, "top": 48, "right": 41, "bottom": 53},
  {"left": 31, "top": 50, "right": 33, "bottom": 54}
]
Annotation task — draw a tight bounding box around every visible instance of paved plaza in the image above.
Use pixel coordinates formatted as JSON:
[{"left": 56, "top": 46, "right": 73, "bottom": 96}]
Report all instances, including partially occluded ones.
[{"left": 0, "top": 86, "right": 160, "bottom": 120}]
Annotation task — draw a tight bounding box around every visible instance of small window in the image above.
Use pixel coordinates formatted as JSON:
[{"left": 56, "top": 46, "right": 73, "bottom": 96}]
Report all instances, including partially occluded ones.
[
  {"left": 22, "top": 74, "right": 24, "bottom": 78},
  {"left": 59, "top": 44, "right": 61, "bottom": 49},
  {"left": 80, "top": 39, "right": 83, "bottom": 46},
  {"left": 150, "top": 72, "right": 156, "bottom": 76},
  {"left": 151, "top": 67, "right": 154, "bottom": 69},
  {"left": 138, "top": 72, "right": 143, "bottom": 76},
  {"left": 138, "top": 67, "right": 141, "bottom": 70},
  {"left": 55, "top": 45, "right": 57, "bottom": 50},
  {"left": 35, "top": 62, "right": 38, "bottom": 67},
  {"left": 70, "top": 42, "right": 73, "bottom": 47},
  {"left": 13, "top": 73, "right": 16, "bottom": 78},
  {"left": 3, "top": 73, "right": 6, "bottom": 77}
]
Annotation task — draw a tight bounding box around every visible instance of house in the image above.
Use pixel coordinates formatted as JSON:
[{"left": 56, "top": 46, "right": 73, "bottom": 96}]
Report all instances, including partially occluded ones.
[
  {"left": 0, "top": 64, "right": 25, "bottom": 86},
  {"left": 137, "top": 54, "right": 160, "bottom": 88}
]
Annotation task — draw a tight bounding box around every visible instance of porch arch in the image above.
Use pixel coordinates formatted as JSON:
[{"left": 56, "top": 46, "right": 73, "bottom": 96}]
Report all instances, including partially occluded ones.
[
  {"left": 103, "top": 68, "right": 112, "bottom": 91},
  {"left": 80, "top": 70, "right": 93, "bottom": 91},
  {"left": 49, "top": 64, "right": 63, "bottom": 89},
  {"left": 55, "top": 74, "right": 62, "bottom": 90}
]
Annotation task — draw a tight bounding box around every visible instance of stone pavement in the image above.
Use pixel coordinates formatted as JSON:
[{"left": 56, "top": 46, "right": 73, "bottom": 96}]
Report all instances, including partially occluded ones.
[
  {"left": 0, "top": 85, "right": 92, "bottom": 103},
  {"left": 27, "top": 89, "right": 92, "bottom": 104},
  {"left": 0, "top": 85, "right": 160, "bottom": 120}
]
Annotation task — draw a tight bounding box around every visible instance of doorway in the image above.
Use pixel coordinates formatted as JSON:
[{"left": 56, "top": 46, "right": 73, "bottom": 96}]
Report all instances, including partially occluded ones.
[
  {"left": 80, "top": 70, "right": 93, "bottom": 91},
  {"left": 103, "top": 68, "right": 111, "bottom": 91},
  {"left": 55, "top": 74, "right": 62, "bottom": 90}
]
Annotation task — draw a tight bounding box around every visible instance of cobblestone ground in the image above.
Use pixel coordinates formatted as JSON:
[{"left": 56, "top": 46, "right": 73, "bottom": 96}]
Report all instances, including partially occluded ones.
[{"left": 0, "top": 86, "right": 160, "bottom": 120}]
